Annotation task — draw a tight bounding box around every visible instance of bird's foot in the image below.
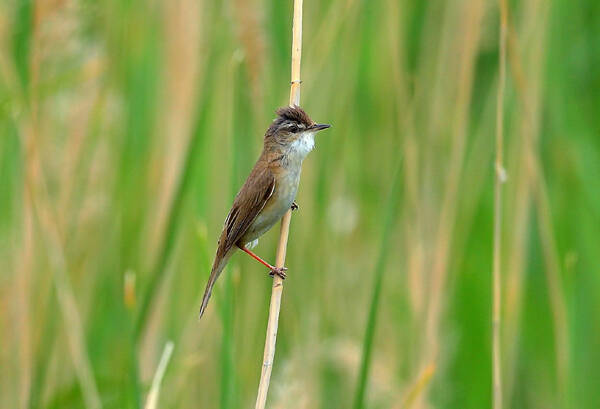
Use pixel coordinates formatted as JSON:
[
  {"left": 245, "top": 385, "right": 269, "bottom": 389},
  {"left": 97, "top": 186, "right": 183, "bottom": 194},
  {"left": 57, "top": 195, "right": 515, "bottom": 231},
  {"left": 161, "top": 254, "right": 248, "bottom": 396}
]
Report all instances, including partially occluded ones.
[
  {"left": 269, "top": 267, "right": 288, "bottom": 280},
  {"left": 291, "top": 202, "right": 299, "bottom": 211}
]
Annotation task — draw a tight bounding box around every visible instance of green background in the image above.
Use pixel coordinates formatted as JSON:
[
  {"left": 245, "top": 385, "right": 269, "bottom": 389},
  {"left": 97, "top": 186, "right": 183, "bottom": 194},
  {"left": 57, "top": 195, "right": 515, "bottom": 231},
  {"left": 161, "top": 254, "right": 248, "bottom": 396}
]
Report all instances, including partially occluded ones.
[{"left": 1, "top": 0, "right": 599, "bottom": 408}]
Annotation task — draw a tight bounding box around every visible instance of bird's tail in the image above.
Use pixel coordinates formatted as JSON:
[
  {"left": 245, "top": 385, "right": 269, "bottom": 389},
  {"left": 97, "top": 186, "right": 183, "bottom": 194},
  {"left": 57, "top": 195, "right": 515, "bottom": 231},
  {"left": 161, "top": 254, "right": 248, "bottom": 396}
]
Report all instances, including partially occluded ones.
[{"left": 199, "top": 250, "right": 232, "bottom": 319}]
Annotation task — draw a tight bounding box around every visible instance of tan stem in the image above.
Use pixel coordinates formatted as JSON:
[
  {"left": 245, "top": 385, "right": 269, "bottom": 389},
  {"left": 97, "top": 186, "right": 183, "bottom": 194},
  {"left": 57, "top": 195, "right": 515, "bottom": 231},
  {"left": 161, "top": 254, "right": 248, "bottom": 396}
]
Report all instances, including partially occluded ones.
[
  {"left": 254, "top": 0, "right": 303, "bottom": 408},
  {"left": 493, "top": 1, "right": 508, "bottom": 409}
]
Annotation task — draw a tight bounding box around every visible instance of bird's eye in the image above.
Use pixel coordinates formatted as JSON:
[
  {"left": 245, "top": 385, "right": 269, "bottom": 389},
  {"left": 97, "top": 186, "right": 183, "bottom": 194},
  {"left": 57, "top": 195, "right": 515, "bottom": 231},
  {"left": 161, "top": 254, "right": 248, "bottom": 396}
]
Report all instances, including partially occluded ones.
[{"left": 288, "top": 124, "right": 299, "bottom": 133}]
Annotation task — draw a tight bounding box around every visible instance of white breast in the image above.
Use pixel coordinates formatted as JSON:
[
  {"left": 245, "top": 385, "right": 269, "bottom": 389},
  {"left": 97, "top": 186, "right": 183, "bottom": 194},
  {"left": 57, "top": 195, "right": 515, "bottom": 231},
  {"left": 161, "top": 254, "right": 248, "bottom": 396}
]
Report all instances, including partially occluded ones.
[{"left": 288, "top": 131, "right": 315, "bottom": 162}]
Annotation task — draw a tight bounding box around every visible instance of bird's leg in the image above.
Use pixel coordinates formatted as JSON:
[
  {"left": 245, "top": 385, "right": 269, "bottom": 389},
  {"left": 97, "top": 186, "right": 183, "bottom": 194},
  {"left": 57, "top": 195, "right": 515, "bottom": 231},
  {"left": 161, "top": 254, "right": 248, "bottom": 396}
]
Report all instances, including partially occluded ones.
[
  {"left": 291, "top": 201, "right": 299, "bottom": 211},
  {"left": 239, "top": 245, "right": 273, "bottom": 269},
  {"left": 238, "top": 245, "right": 287, "bottom": 279}
]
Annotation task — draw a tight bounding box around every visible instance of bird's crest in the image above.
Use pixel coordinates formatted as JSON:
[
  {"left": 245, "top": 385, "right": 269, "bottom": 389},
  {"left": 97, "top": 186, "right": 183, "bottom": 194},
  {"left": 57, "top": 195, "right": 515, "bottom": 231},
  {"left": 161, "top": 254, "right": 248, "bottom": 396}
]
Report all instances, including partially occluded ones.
[{"left": 275, "top": 105, "right": 314, "bottom": 127}]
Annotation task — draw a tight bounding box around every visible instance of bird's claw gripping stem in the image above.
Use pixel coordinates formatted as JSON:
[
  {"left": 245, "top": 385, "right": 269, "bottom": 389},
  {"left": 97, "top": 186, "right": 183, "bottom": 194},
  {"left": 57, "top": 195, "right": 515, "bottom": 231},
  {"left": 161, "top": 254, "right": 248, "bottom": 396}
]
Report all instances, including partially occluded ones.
[
  {"left": 269, "top": 267, "right": 287, "bottom": 280},
  {"left": 291, "top": 202, "right": 299, "bottom": 211}
]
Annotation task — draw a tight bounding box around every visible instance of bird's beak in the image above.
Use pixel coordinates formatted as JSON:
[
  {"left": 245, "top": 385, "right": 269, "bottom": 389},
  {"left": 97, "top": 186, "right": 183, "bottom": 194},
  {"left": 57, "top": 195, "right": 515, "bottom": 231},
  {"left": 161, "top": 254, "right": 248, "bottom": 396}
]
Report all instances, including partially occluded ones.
[{"left": 311, "top": 123, "right": 331, "bottom": 131}]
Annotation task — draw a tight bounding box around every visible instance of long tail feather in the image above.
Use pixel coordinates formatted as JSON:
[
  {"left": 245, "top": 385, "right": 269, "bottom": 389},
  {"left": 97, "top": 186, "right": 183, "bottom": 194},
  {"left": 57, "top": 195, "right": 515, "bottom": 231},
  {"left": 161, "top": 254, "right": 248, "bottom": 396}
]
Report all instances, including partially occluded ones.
[{"left": 199, "top": 250, "right": 232, "bottom": 319}]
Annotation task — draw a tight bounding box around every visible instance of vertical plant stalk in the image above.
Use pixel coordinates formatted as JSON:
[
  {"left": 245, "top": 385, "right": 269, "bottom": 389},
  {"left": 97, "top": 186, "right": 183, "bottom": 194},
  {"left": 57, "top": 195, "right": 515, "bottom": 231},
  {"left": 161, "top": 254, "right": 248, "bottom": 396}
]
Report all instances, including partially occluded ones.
[
  {"left": 493, "top": 1, "right": 508, "bottom": 409},
  {"left": 254, "top": 1, "right": 302, "bottom": 408},
  {"left": 352, "top": 163, "right": 403, "bottom": 409},
  {"left": 144, "top": 341, "right": 174, "bottom": 409}
]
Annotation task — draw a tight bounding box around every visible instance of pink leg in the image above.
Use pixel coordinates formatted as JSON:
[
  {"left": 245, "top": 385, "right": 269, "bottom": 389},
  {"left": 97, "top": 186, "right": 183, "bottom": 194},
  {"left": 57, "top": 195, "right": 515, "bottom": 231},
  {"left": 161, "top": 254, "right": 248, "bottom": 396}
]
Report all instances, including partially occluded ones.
[
  {"left": 238, "top": 245, "right": 287, "bottom": 279},
  {"left": 239, "top": 245, "right": 275, "bottom": 269}
]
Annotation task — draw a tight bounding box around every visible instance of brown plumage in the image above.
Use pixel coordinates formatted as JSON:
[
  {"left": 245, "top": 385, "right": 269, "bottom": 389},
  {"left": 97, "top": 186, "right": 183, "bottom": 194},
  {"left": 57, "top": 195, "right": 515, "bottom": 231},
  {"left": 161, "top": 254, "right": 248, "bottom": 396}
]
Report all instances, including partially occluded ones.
[{"left": 199, "top": 106, "right": 330, "bottom": 318}]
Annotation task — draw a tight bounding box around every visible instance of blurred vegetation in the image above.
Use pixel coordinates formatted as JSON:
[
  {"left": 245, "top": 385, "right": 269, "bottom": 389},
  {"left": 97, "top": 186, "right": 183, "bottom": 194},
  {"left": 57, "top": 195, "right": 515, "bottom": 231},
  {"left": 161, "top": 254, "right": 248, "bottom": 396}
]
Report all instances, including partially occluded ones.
[{"left": 1, "top": 0, "right": 599, "bottom": 408}]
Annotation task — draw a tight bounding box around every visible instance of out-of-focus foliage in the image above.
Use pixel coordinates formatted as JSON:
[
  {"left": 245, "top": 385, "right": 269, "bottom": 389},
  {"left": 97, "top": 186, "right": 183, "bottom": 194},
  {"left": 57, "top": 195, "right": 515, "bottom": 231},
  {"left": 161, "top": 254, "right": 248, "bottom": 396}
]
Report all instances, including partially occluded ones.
[{"left": 1, "top": 0, "right": 598, "bottom": 408}]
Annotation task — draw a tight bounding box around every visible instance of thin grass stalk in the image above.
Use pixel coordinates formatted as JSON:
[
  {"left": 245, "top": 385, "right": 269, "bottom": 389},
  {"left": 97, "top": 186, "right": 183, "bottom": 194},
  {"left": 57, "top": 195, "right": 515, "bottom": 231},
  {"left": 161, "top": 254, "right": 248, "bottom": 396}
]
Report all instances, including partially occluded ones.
[
  {"left": 17, "top": 165, "right": 33, "bottom": 409},
  {"left": 28, "top": 288, "right": 58, "bottom": 409},
  {"left": 532, "top": 159, "right": 569, "bottom": 407},
  {"left": 400, "top": 363, "right": 436, "bottom": 409},
  {"left": 502, "top": 18, "right": 533, "bottom": 402},
  {"left": 254, "top": 1, "right": 302, "bottom": 408},
  {"left": 493, "top": 1, "right": 508, "bottom": 408},
  {"left": 144, "top": 341, "right": 174, "bottom": 409},
  {"left": 353, "top": 162, "right": 403, "bottom": 409}
]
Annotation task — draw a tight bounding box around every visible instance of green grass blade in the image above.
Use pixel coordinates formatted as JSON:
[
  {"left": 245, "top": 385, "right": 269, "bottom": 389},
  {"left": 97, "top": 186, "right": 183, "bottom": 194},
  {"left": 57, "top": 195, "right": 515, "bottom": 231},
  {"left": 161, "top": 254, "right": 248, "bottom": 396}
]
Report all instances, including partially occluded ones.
[{"left": 353, "top": 159, "right": 403, "bottom": 409}]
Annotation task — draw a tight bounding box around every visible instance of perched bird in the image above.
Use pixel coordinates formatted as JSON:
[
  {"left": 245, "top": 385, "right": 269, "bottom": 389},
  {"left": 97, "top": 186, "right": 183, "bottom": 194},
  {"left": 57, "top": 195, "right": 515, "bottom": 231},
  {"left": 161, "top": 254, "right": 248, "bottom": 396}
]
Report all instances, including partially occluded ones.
[{"left": 199, "top": 106, "right": 330, "bottom": 318}]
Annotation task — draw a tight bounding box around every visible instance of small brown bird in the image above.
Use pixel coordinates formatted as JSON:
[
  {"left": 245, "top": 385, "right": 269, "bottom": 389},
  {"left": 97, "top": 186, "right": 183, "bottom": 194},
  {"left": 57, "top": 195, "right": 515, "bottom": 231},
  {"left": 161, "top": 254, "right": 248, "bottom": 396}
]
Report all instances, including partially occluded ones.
[{"left": 199, "top": 106, "right": 330, "bottom": 318}]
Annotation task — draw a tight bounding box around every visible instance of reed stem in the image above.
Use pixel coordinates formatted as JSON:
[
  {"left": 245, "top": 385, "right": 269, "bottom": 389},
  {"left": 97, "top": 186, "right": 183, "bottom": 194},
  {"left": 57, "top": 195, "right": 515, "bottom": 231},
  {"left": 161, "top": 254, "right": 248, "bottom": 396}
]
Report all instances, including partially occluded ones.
[
  {"left": 254, "top": 1, "right": 303, "bottom": 408},
  {"left": 493, "top": 1, "right": 508, "bottom": 408}
]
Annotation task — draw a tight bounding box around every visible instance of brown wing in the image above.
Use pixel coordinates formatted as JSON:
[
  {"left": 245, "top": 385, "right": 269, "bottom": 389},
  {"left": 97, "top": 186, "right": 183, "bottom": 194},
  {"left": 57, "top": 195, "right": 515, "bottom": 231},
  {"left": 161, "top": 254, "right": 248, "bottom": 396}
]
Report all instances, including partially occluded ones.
[
  {"left": 200, "top": 159, "right": 275, "bottom": 318},
  {"left": 217, "top": 161, "right": 275, "bottom": 257}
]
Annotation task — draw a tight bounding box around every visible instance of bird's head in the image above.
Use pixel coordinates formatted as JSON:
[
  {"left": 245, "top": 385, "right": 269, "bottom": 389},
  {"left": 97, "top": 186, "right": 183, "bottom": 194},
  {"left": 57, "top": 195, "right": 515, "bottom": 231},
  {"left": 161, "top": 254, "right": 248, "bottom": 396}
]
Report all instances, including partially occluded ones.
[{"left": 264, "top": 106, "right": 330, "bottom": 158}]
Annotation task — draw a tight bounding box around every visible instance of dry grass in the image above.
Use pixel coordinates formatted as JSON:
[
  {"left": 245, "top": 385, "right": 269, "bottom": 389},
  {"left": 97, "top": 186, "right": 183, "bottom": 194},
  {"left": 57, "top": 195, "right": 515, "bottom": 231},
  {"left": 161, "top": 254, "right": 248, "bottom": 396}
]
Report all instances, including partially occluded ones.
[
  {"left": 255, "top": 0, "right": 303, "bottom": 408},
  {"left": 492, "top": 1, "right": 508, "bottom": 408},
  {"left": 144, "top": 341, "right": 174, "bottom": 409}
]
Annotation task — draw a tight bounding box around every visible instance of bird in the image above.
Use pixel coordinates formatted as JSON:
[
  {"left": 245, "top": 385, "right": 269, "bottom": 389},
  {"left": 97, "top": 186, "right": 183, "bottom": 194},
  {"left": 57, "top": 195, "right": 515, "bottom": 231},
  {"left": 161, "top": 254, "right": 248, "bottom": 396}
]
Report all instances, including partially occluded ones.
[{"left": 199, "top": 105, "right": 331, "bottom": 318}]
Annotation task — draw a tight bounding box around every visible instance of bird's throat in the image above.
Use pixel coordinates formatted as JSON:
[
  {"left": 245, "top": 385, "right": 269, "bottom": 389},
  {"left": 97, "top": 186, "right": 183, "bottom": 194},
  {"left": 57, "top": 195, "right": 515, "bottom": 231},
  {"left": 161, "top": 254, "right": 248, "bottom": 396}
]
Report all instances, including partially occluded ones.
[{"left": 287, "top": 131, "right": 315, "bottom": 163}]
